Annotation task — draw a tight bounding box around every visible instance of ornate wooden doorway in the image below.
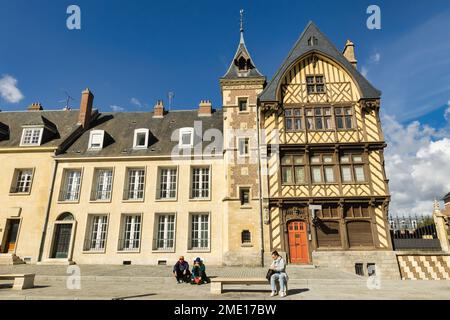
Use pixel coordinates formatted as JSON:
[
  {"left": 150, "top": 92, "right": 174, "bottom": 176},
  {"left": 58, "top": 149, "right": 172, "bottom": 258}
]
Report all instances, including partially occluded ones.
[{"left": 288, "top": 221, "right": 309, "bottom": 264}]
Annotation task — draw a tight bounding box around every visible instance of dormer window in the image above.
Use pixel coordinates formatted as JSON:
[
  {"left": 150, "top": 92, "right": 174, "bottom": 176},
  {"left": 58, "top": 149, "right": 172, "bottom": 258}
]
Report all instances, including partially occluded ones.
[
  {"left": 20, "top": 127, "right": 43, "bottom": 146},
  {"left": 179, "top": 128, "right": 194, "bottom": 148},
  {"left": 308, "top": 36, "right": 318, "bottom": 46},
  {"left": 133, "top": 129, "right": 149, "bottom": 149},
  {"left": 238, "top": 56, "right": 248, "bottom": 71},
  {"left": 88, "top": 130, "right": 105, "bottom": 150}
]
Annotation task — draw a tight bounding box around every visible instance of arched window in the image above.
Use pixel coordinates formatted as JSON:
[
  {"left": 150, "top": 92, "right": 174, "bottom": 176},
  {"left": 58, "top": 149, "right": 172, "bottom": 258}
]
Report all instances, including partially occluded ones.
[
  {"left": 57, "top": 212, "right": 75, "bottom": 221},
  {"left": 238, "top": 56, "right": 248, "bottom": 71},
  {"left": 241, "top": 230, "right": 251, "bottom": 244}
]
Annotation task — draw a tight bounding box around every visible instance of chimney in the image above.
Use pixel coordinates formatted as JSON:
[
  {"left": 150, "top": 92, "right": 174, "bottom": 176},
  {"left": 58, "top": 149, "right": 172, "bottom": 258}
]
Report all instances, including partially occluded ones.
[
  {"left": 153, "top": 100, "right": 165, "bottom": 118},
  {"left": 198, "top": 100, "right": 212, "bottom": 117},
  {"left": 78, "top": 88, "right": 94, "bottom": 129},
  {"left": 343, "top": 40, "right": 357, "bottom": 68},
  {"left": 27, "top": 103, "right": 44, "bottom": 111}
]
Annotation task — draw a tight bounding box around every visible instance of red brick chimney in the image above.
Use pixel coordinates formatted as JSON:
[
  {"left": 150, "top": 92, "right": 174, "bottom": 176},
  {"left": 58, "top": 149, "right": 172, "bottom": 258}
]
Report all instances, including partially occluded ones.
[
  {"left": 78, "top": 88, "right": 94, "bottom": 128},
  {"left": 27, "top": 103, "right": 44, "bottom": 111},
  {"left": 153, "top": 100, "right": 165, "bottom": 118},
  {"left": 198, "top": 100, "right": 212, "bottom": 117}
]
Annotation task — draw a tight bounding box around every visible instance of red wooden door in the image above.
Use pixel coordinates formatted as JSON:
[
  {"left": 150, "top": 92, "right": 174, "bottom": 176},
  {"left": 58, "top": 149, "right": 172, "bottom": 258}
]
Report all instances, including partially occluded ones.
[{"left": 288, "top": 221, "right": 309, "bottom": 264}]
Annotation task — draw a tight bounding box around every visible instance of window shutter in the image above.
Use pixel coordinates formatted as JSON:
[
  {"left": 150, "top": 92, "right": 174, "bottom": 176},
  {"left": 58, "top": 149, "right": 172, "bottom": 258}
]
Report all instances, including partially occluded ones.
[
  {"left": 347, "top": 221, "right": 373, "bottom": 248},
  {"left": 316, "top": 221, "right": 341, "bottom": 248}
]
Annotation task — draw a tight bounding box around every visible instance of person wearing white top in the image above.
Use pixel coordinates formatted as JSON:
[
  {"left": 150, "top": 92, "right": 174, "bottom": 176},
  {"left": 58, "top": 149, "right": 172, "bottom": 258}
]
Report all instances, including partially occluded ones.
[{"left": 269, "top": 251, "right": 288, "bottom": 297}]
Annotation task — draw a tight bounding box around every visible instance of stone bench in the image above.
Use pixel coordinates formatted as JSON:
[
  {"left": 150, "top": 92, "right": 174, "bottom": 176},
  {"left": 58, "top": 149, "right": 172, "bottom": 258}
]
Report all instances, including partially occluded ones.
[
  {"left": 0, "top": 274, "right": 35, "bottom": 290},
  {"left": 210, "top": 277, "right": 270, "bottom": 294}
]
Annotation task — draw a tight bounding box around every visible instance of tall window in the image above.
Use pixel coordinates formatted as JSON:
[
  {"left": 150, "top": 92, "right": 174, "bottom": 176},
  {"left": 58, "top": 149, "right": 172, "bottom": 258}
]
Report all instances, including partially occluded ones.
[
  {"left": 60, "top": 169, "right": 82, "bottom": 201},
  {"left": 20, "top": 128, "right": 43, "bottom": 146},
  {"left": 285, "top": 108, "right": 303, "bottom": 131},
  {"left": 11, "top": 169, "right": 33, "bottom": 193},
  {"left": 119, "top": 214, "right": 141, "bottom": 251},
  {"left": 340, "top": 154, "right": 366, "bottom": 183},
  {"left": 310, "top": 155, "right": 335, "bottom": 183},
  {"left": 191, "top": 167, "right": 210, "bottom": 199},
  {"left": 125, "top": 168, "right": 145, "bottom": 200},
  {"left": 159, "top": 168, "right": 177, "bottom": 199},
  {"left": 336, "top": 107, "right": 354, "bottom": 129},
  {"left": 238, "top": 98, "right": 248, "bottom": 112},
  {"left": 306, "top": 107, "right": 332, "bottom": 130},
  {"left": 85, "top": 215, "right": 108, "bottom": 251},
  {"left": 241, "top": 230, "right": 251, "bottom": 244},
  {"left": 281, "top": 155, "right": 305, "bottom": 185},
  {"left": 306, "top": 75, "right": 325, "bottom": 94},
  {"left": 190, "top": 213, "right": 209, "bottom": 250},
  {"left": 155, "top": 214, "right": 175, "bottom": 250},
  {"left": 238, "top": 138, "right": 249, "bottom": 156},
  {"left": 239, "top": 187, "right": 250, "bottom": 206},
  {"left": 92, "top": 169, "right": 113, "bottom": 201}
]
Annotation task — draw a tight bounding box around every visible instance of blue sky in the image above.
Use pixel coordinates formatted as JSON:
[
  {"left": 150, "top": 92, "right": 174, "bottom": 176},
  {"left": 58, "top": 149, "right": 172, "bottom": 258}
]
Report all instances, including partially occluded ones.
[
  {"left": 1, "top": 1, "right": 450, "bottom": 214},
  {"left": 1, "top": 1, "right": 449, "bottom": 123}
]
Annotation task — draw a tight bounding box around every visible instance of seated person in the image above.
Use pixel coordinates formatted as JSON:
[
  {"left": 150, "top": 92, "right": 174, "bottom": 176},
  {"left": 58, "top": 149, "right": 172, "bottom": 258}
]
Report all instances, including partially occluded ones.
[
  {"left": 191, "top": 257, "right": 209, "bottom": 285},
  {"left": 173, "top": 256, "right": 191, "bottom": 283}
]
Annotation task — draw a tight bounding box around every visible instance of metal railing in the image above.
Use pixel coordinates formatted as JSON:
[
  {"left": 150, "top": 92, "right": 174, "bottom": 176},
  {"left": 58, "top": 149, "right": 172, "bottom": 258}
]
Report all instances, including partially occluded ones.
[
  {"left": 58, "top": 189, "right": 80, "bottom": 201},
  {"left": 389, "top": 214, "right": 441, "bottom": 251},
  {"left": 83, "top": 238, "right": 106, "bottom": 252},
  {"left": 153, "top": 238, "right": 174, "bottom": 251},
  {"left": 91, "top": 189, "right": 111, "bottom": 201},
  {"left": 122, "top": 189, "right": 144, "bottom": 201}
]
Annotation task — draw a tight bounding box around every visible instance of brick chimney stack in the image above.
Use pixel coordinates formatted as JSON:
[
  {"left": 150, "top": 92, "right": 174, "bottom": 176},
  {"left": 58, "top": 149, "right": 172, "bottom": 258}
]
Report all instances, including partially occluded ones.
[
  {"left": 27, "top": 103, "right": 44, "bottom": 111},
  {"left": 78, "top": 88, "right": 94, "bottom": 129},
  {"left": 343, "top": 40, "right": 357, "bottom": 69},
  {"left": 153, "top": 100, "right": 165, "bottom": 118},
  {"left": 198, "top": 100, "right": 212, "bottom": 117}
]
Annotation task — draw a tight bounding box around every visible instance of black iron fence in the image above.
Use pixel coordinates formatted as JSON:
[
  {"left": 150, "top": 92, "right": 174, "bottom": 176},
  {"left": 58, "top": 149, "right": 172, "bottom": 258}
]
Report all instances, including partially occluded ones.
[{"left": 389, "top": 214, "right": 441, "bottom": 251}]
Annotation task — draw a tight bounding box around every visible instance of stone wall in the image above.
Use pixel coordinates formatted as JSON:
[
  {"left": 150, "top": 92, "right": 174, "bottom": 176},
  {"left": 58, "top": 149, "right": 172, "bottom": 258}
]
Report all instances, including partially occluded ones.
[{"left": 312, "top": 250, "right": 400, "bottom": 280}]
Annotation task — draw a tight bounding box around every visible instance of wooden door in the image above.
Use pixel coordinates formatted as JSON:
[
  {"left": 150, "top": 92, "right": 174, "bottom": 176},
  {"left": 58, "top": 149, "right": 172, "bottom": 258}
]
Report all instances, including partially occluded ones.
[
  {"left": 288, "top": 221, "right": 309, "bottom": 264},
  {"left": 4, "top": 220, "right": 20, "bottom": 253}
]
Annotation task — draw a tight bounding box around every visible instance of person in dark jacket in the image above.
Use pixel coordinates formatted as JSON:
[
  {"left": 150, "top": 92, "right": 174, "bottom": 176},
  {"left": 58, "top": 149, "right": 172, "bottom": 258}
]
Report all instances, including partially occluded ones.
[
  {"left": 173, "top": 256, "right": 191, "bottom": 283},
  {"left": 190, "top": 257, "right": 209, "bottom": 284}
]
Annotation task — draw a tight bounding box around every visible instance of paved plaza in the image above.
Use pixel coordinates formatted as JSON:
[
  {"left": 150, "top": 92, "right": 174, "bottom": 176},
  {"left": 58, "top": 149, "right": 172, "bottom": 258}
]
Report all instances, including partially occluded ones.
[{"left": 0, "top": 265, "right": 449, "bottom": 300}]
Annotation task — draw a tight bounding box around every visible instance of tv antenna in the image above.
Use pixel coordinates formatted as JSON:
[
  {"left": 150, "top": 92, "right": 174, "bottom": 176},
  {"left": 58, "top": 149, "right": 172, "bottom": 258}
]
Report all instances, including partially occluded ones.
[
  {"left": 59, "top": 90, "right": 75, "bottom": 110},
  {"left": 168, "top": 91, "right": 175, "bottom": 111}
]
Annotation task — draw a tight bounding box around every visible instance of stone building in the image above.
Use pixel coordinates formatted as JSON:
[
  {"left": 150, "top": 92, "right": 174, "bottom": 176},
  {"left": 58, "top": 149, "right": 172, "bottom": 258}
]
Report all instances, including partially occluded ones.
[{"left": 0, "top": 19, "right": 396, "bottom": 274}]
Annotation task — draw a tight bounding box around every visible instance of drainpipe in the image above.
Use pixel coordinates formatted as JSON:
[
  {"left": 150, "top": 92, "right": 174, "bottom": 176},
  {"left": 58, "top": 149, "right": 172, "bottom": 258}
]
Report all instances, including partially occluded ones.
[
  {"left": 256, "top": 102, "right": 265, "bottom": 267},
  {"left": 38, "top": 158, "right": 58, "bottom": 262}
]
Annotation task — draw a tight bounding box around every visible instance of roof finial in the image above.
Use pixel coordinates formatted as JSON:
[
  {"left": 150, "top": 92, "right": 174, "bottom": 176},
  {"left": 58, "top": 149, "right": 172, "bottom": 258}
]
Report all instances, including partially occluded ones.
[{"left": 240, "top": 9, "right": 245, "bottom": 43}]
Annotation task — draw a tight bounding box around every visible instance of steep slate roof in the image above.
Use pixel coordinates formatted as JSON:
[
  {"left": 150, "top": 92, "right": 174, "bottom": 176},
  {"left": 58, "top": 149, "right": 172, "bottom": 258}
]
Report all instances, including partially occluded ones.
[
  {"left": 443, "top": 192, "right": 450, "bottom": 202},
  {"left": 259, "top": 21, "right": 381, "bottom": 102},
  {"left": 59, "top": 110, "right": 223, "bottom": 158},
  {"left": 221, "top": 31, "right": 265, "bottom": 80},
  {"left": 0, "top": 110, "right": 80, "bottom": 148}
]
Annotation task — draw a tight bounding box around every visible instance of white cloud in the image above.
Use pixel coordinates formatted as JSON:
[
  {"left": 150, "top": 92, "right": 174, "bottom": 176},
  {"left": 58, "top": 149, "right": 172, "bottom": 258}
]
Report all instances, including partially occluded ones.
[
  {"left": 383, "top": 111, "right": 450, "bottom": 216},
  {"left": 361, "top": 66, "right": 369, "bottom": 78},
  {"left": 130, "top": 97, "right": 143, "bottom": 108},
  {"left": 110, "top": 105, "right": 125, "bottom": 112},
  {"left": 445, "top": 106, "right": 450, "bottom": 121},
  {"left": 0, "top": 75, "right": 24, "bottom": 103},
  {"left": 370, "top": 52, "right": 381, "bottom": 63}
]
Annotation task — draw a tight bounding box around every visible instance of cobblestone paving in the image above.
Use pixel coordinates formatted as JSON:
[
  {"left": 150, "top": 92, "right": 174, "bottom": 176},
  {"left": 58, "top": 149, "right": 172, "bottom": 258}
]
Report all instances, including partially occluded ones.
[{"left": 0, "top": 265, "right": 449, "bottom": 300}]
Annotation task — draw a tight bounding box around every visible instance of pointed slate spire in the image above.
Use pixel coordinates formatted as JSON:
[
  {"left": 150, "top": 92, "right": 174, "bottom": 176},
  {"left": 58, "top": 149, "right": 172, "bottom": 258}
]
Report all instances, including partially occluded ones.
[
  {"left": 222, "top": 9, "right": 264, "bottom": 80},
  {"left": 259, "top": 21, "right": 381, "bottom": 102}
]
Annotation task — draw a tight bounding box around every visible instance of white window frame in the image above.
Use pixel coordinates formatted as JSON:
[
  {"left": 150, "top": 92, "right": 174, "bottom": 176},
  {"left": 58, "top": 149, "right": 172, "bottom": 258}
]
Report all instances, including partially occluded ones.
[
  {"left": 20, "top": 127, "right": 44, "bottom": 146},
  {"left": 238, "top": 137, "right": 250, "bottom": 157},
  {"left": 92, "top": 168, "right": 114, "bottom": 201},
  {"left": 84, "top": 214, "right": 109, "bottom": 252},
  {"left": 157, "top": 167, "right": 178, "bottom": 200},
  {"left": 11, "top": 168, "right": 34, "bottom": 194},
  {"left": 133, "top": 128, "right": 149, "bottom": 149},
  {"left": 60, "top": 169, "right": 82, "bottom": 201},
  {"left": 179, "top": 127, "right": 194, "bottom": 148},
  {"left": 190, "top": 166, "right": 211, "bottom": 200},
  {"left": 189, "top": 212, "right": 210, "bottom": 251},
  {"left": 124, "top": 168, "right": 145, "bottom": 201},
  {"left": 119, "top": 214, "right": 142, "bottom": 252},
  {"left": 154, "top": 213, "right": 176, "bottom": 251},
  {"left": 88, "top": 130, "right": 105, "bottom": 150}
]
